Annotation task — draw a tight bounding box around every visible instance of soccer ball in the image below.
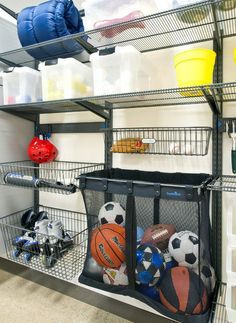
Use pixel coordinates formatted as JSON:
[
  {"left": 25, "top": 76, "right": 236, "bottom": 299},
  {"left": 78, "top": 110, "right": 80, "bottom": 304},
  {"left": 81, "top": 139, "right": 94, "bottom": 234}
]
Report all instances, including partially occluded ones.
[
  {"left": 193, "top": 261, "right": 216, "bottom": 294},
  {"left": 168, "top": 231, "right": 200, "bottom": 269},
  {"left": 135, "top": 244, "right": 166, "bottom": 286},
  {"left": 103, "top": 263, "right": 128, "bottom": 286},
  {"left": 98, "top": 202, "right": 126, "bottom": 226}
]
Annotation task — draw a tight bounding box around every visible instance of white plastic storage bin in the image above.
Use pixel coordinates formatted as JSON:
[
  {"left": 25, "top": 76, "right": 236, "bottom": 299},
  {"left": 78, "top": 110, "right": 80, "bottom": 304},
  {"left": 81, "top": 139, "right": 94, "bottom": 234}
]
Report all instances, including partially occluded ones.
[
  {"left": 91, "top": 45, "right": 153, "bottom": 95},
  {"left": 82, "top": 0, "right": 159, "bottom": 32},
  {"left": 227, "top": 244, "right": 236, "bottom": 284},
  {"left": 2, "top": 67, "right": 42, "bottom": 105},
  {"left": 226, "top": 284, "right": 236, "bottom": 322},
  {"left": 40, "top": 58, "right": 93, "bottom": 101}
]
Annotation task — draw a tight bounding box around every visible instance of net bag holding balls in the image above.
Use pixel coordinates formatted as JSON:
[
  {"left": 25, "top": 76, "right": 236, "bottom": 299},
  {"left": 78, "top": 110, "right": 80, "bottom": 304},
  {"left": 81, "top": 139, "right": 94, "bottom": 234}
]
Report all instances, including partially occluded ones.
[{"left": 78, "top": 168, "right": 214, "bottom": 323}]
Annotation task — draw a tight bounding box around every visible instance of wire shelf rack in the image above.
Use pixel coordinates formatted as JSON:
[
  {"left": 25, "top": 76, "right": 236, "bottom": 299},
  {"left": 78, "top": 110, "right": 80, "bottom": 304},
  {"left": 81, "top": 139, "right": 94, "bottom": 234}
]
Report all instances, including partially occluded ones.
[
  {"left": 0, "top": 0, "right": 235, "bottom": 68},
  {"left": 109, "top": 127, "right": 212, "bottom": 156},
  {"left": 4, "top": 81, "right": 236, "bottom": 117},
  {"left": 0, "top": 205, "right": 96, "bottom": 281},
  {"left": 0, "top": 161, "right": 104, "bottom": 194},
  {"left": 207, "top": 176, "right": 236, "bottom": 192},
  {"left": 0, "top": 84, "right": 219, "bottom": 114}
]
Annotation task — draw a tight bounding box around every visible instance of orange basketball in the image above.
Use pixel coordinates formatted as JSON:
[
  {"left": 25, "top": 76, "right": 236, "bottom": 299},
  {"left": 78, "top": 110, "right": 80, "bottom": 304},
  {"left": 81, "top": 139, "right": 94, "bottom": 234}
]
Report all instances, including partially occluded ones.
[{"left": 90, "top": 224, "right": 126, "bottom": 268}]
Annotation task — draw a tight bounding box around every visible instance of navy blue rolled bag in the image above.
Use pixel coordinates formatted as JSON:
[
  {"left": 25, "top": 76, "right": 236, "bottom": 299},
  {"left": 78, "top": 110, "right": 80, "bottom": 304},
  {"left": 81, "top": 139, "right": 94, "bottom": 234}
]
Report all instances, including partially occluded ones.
[{"left": 17, "top": 0, "right": 87, "bottom": 60}]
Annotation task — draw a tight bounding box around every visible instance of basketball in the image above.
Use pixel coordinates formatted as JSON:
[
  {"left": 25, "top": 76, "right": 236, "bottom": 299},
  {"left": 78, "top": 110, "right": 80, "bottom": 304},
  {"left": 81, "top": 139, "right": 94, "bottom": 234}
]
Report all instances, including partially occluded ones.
[
  {"left": 159, "top": 267, "right": 208, "bottom": 315},
  {"left": 90, "top": 224, "right": 126, "bottom": 268}
]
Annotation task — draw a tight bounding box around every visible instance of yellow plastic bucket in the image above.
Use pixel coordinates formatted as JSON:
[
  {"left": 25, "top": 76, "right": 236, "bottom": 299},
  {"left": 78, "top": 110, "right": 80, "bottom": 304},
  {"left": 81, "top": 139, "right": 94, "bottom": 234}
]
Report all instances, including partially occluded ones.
[
  {"left": 234, "top": 48, "right": 236, "bottom": 63},
  {"left": 174, "top": 49, "right": 216, "bottom": 96}
]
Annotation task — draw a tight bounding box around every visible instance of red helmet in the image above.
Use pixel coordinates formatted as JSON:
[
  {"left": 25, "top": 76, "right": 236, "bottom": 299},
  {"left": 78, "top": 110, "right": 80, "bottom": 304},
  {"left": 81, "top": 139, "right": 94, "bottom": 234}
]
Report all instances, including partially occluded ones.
[{"left": 28, "top": 137, "right": 58, "bottom": 164}]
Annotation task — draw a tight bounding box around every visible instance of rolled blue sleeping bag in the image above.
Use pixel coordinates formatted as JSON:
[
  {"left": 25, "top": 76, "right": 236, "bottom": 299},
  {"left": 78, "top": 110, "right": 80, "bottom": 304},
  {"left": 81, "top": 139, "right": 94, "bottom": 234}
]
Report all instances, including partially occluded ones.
[{"left": 17, "top": 0, "right": 87, "bottom": 60}]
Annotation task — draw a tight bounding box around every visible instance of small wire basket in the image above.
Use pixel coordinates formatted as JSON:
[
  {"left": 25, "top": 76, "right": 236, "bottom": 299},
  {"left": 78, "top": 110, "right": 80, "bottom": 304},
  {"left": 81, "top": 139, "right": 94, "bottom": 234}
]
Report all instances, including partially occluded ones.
[
  {"left": 108, "top": 127, "right": 212, "bottom": 156},
  {"left": 0, "top": 161, "right": 104, "bottom": 194},
  {"left": 0, "top": 205, "right": 96, "bottom": 281}
]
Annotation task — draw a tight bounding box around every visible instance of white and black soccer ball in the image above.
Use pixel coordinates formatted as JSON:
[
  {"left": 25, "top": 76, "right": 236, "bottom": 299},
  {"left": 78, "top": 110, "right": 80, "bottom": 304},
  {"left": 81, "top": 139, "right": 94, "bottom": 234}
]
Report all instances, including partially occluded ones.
[
  {"left": 193, "top": 261, "right": 216, "bottom": 294},
  {"left": 168, "top": 231, "right": 200, "bottom": 269},
  {"left": 98, "top": 202, "right": 126, "bottom": 227}
]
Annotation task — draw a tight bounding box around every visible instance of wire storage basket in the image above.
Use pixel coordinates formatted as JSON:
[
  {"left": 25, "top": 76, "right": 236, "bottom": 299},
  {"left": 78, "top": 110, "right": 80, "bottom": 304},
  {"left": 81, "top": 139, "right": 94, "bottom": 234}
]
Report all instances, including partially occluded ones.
[
  {"left": 109, "top": 127, "right": 212, "bottom": 156},
  {"left": 0, "top": 161, "right": 104, "bottom": 194},
  {"left": 0, "top": 205, "right": 97, "bottom": 281}
]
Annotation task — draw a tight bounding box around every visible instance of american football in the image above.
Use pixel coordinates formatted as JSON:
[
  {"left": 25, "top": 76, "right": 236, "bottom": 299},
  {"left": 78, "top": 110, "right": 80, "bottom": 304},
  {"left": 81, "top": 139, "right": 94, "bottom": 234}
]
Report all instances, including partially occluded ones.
[{"left": 141, "top": 224, "right": 176, "bottom": 250}]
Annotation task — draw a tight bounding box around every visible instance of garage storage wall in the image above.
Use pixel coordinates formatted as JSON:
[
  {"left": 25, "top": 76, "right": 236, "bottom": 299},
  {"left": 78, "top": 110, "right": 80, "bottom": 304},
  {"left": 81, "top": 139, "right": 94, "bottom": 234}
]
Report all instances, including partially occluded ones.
[{"left": 0, "top": 0, "right": 235, "bottom": 320}]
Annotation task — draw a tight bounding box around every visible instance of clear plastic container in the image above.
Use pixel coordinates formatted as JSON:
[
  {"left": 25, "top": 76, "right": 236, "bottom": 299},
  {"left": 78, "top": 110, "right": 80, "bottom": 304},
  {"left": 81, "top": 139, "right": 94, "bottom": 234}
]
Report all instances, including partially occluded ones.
[
  {"left": 2, "top": 67, "right": 42, "bottom": 105},
  {"left": 91, "top": 45, "right": 153, "bottom": 95},
  {"left": 40, "top": 58, "right": 93, "bottom": 101},
  {"left": 82, "top": 0, "right": 158, "bottom": 32}
]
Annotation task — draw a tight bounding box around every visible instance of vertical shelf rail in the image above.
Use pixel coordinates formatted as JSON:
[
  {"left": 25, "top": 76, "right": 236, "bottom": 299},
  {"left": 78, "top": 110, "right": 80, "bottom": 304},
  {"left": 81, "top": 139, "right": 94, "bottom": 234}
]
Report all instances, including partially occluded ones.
[
  {"left": 34, "top": 115, "right": 40, "bottom": 214},
  {"left": 104, "top": 102, "right": 113, "bottom": 169},
  {"left": 212, "top": 29, "right": 223, "bottom": 291}
]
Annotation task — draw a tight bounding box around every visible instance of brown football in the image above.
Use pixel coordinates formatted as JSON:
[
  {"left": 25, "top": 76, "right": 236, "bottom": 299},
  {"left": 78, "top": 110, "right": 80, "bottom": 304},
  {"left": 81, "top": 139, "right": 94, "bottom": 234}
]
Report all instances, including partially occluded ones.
[{"left": 141, "top": 224, "right": 176, "bottom": 250}]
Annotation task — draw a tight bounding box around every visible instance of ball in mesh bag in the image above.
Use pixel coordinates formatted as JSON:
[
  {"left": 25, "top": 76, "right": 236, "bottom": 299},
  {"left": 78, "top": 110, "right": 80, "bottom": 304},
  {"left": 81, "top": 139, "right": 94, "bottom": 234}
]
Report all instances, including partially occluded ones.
[
  {"left": 159, "top": 267, "right": 208, "bottom": 315},
  {"left": 193, "top": 261, "right": 216, "bottom": 295},
  {"left": 90, "top": 224, "right": 126, "bottom": 268},
  {"left": 168, "top": 231, "right": 202, "bottom": 269},
  {"left": 141, "top": 224, "right": 176, "bottom": 250},
  {"left": 98, "top": 202, "right": 126, "bottom": 227},
  {"left": 103, "top": 263, "right": 128, "bottom": 286},
  {"left": 137, "top": 284, "right": 160, "bottom": 301},
  {"left": 135, "top": 244, "right": 166, "bottom": 286}
]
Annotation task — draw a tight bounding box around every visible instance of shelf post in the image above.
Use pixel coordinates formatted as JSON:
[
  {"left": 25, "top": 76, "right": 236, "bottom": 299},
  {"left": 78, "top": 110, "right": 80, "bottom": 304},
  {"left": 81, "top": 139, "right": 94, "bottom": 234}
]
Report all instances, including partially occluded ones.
[
  {"left": 212, "top": 32, "right": 223, "bottom": 284},
  {"left": 104, "top": 102, "right": 113, "bottom": 169},
  {"left": 210, "top": 0, "right": 222, "bottom": 50},
  {"left": 34, "top": 115, "right": 40, "bottom": 214}
]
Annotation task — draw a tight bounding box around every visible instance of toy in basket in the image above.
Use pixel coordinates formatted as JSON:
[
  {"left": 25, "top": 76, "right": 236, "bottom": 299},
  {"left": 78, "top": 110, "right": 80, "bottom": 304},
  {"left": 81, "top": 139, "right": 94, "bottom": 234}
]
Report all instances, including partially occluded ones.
[
  {"left": 159, "top": 267, "right": 208, "bottom": 315},
  {"left": 168, "top": 231, "right": 201, "bottom": 269},
  {"left": 12, "top": 210, "right": 74, "bottom": 267},
  {"left": 137, "top": 284, "right": 160, "bottom": 301},
  {"left": 98, "top": 202, "right": 126, "bottom": 226},
  {"left": 141, "top": 224, "right": 176, "bottom": 250},
  {"left": 37, "top": 220, "right": 74, "bottom": 268},
  {"left": 135, "top": 244, "right": 166, "bottom": 286},
  {"left": 103, "top": 263, "right": 128, "bottom": 286},
  {"left": 86, "top": 257, "right": 103, "bottom": 282},
  {"left": 193, "top": 260, "right": 216, "bottom": 294},
  {"left": 110, "top": 138, "right": 149, "bottom": 153},
  {"left": 12, "top": 209, "right": 48, "bottom": 261},
  {"left": 90, "top": 223, "right": 126, "bottom": 268}
]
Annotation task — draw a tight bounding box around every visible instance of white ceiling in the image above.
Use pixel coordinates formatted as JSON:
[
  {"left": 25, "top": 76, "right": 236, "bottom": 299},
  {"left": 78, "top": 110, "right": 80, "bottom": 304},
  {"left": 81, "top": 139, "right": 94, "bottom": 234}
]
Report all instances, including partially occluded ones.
[{"left": 1, "top": 0, "right": 83, "bottom": 14}]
